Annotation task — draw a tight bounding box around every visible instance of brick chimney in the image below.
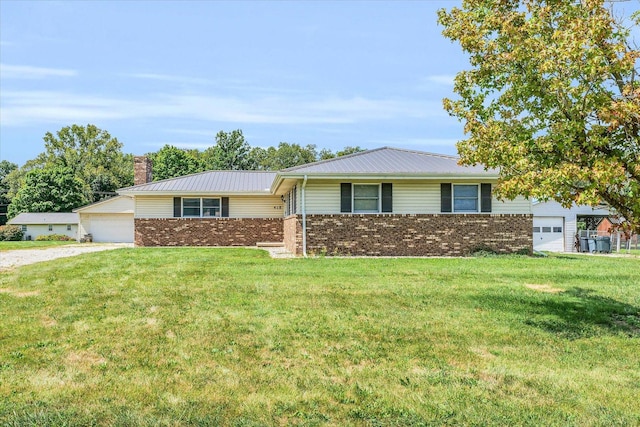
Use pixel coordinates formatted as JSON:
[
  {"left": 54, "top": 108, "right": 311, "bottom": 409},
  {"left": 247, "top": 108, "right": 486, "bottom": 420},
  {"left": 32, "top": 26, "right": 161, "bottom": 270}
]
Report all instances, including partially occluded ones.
[{"left": 134, "top": 156, "right": 153, "bottom": 185}]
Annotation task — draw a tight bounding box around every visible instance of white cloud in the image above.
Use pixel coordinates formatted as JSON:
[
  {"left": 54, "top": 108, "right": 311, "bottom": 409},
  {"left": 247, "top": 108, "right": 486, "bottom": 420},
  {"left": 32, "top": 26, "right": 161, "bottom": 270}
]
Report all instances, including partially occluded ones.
[
  {"left": 419, "top": 74, "right": 456, "bottom": 88},
  {"left": 0, "top": 89, "right": 446, "bottom": 127},
  {"left": 124, "top": 73, "right": 213, "bottom": 85},
  {"left": 0, "top": 63, "right": 77, "bottom": 79}
]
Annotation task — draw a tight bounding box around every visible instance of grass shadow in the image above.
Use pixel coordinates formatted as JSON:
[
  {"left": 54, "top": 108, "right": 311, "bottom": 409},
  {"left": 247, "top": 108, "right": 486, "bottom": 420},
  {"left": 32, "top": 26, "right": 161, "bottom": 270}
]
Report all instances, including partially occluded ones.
[{"left": 477, "top": 287, "right": 640, "bottom": 339}]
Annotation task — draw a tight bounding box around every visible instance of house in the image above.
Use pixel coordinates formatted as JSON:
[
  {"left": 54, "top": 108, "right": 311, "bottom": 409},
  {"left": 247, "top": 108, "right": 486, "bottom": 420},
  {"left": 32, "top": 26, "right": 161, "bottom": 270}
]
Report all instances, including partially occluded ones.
[
  {"left": 7, "top": 212, "right": 79, "bottom": 241},
  {"left": 531, "top": 200, "right": 611, "bottom": 252},
  {"left": 118, "top": 148, "right": 533, "bottom": 256},
  {"left": 74, "top": 196, "right": 135, "bottom": 243}
]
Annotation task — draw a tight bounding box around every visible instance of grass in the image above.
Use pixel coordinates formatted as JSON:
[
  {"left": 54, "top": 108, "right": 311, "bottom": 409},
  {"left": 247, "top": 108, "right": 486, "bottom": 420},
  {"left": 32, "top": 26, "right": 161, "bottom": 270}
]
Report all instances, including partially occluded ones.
[
  {"left": 1, "top": 248, "right": 639, "bottom": 426},
  {"left": 0, "top": 240, "right": 77, "bottom": 251}
]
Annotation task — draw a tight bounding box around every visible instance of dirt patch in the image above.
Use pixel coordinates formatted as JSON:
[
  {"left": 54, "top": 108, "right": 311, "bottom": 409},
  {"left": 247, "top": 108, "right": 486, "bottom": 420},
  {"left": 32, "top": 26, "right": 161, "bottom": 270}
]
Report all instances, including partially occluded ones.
[
  {"left": 66, "top": 351, "right": 107, "bottom": 370},
  {"left": 525, "top": 284, "right": 564, "bottom": 294},
  {"left": 0, "top": 288, "right": 40, "bottom": 297}
]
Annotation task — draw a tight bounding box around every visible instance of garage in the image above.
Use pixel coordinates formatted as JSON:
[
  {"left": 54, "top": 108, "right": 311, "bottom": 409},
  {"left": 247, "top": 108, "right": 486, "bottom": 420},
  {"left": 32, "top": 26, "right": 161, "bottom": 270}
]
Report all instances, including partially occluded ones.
[
  {"left": 533, "top": 217, "right": 564, "bottom": 252},
  {"left": 83, "top": 213, "right": 134, "bottom": 243},
  {"left": 74, "top": 196, "right": 135, "bottom": 243}
]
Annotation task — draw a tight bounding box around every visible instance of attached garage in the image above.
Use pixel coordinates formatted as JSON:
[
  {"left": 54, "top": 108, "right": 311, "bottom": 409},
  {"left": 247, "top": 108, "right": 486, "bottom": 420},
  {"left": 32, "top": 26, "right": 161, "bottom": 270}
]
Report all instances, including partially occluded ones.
[
  {"left": 75, "top": 196, "right": 135, "bottom": 243},
  {"left": 533, "top": 217, "right": 564, "bottom": 252}
]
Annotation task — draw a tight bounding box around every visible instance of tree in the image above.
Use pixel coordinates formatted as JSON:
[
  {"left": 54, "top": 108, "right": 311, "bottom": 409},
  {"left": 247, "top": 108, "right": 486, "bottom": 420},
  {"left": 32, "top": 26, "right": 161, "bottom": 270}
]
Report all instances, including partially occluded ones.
[
  {"left": 438, "top": 1, "right": 640, "bottom": 230},
  {"left": 8, "top": 167, "right": 89, "bottom": 218},
  {"left": 204, "top": 130, "right": 256, "bottom": 170},
  {"left": 336, "top": 146, "right": 366, "bottom": 157},
  {"left": 258, "top": 143, "right": 319, "bottom": 170},
  {"left": 0, "top": 160, "right": 18, "bottom": 225},
  {"left": 150, "top": 145, "right": 203, "bottom": 181},
  {"left": 41, "top": 124, "right": 133, "bottom": 201}
]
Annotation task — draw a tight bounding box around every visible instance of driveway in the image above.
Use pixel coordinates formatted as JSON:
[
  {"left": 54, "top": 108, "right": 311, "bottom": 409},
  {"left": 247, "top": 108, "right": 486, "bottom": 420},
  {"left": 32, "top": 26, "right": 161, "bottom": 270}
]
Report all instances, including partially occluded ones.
[{"left": 0, "top": 243, "right": 133, "bottom": 270}]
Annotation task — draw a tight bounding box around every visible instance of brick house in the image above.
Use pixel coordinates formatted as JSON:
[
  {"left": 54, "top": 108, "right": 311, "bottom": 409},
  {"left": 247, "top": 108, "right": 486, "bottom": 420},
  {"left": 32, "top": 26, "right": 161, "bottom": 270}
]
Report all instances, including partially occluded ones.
[{"left": 118, "top": 147, "right": 533, "bottom": 256}]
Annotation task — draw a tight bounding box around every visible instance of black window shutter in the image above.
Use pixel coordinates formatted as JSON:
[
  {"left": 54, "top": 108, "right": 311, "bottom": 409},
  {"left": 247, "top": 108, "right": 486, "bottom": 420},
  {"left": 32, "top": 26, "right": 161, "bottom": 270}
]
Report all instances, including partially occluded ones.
[
  {"left": 381, "top": 183, "right": 393, "bottom": 213},
  {"left": 340, "top": 183, "right": 352, "bottom": 213},
  {"left": 441, "top": 183, "right": 452, "bottom": 213},
  {"left": 221, "top": 197, "right": 229, "bottom": 217},
  {"left": 481, "top": 183, "right": 492, "bottom": 213},
  {"left": 173, "top": 197, "right": 182, "bottom": 217}
]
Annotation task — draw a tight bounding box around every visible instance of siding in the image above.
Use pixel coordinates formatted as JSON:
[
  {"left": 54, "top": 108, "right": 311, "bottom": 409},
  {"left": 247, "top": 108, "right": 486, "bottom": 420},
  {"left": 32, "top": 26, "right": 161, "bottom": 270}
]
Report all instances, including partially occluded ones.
[
  {"left": 229, "top": 196, "right": 284, "bottom": 218},
  {"left": 303, "top": 180, "right": 531, "bottom": 215},
  {"left": 79, "top": 196, "right": 134, "bottom": 214},
  {"left": 22, "top": 224, "right": 78, "bottom": 241},
  {"left": 135, "top": 195, "right": 284, "bottom": 219},
  {"left": 136, "top": 196, "right": 174, "bottom": 218}
]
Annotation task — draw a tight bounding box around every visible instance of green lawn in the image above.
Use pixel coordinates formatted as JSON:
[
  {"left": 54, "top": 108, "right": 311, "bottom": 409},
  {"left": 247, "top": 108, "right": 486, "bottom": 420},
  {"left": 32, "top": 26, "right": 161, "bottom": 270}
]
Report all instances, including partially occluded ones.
[
  {"left": 1, "top": 248, "right": 639, "bottom": 426},
  {"left": 0, "top": 240, "right": 77, "bottom": 251}
]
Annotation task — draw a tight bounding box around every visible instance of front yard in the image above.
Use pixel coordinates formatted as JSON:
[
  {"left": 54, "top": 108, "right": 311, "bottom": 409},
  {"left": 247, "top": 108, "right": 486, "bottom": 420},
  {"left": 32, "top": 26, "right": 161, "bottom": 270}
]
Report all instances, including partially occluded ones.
[{"left": 1, "top": 248, "right": 638, "bottom": 426}]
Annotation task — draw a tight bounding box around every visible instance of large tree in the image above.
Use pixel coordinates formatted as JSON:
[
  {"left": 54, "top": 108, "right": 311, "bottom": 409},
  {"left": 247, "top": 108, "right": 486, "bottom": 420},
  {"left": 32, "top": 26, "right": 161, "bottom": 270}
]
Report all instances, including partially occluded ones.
[
  {"left": 8, "top": 167, "right": 89, "bottom": 218},
  {"left": 41, "top": 124, "right": 133, "bottom": 201},
  {"left": 204, "top": 130, "right": 256, "bottom": 170},
  {"left": 150, "top": 145, "right": 203, "bottom": 181},
  {"left": 0, "top": 160, "right": 18, "bottom": 225},
  {"left": 257, "top": 143, "right": 319, "bottom": 170},
  {"left": 438, "top": 1, "right": 639, "bottom": 230}
]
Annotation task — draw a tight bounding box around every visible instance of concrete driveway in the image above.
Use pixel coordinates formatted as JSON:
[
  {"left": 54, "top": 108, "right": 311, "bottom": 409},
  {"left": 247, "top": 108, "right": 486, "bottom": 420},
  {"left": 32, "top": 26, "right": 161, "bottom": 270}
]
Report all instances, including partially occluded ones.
[{"left": 0, "top": 243, "right": 133, "bottom": 270}]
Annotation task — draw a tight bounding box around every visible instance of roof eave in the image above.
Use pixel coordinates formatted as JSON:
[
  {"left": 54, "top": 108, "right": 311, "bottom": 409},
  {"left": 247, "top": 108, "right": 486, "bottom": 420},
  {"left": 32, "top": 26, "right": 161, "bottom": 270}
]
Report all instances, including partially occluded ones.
[{"left": 118, "top": 190, "right": 274, "bottom": 197}]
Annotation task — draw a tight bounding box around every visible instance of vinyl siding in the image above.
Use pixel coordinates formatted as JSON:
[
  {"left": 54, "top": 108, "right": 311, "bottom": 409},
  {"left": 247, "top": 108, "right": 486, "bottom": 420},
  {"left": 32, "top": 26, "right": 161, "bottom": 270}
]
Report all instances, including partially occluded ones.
[
  {"left": 78, "top": 196, "right": 134, "bottom": 214},
  {"left": 303, "top": 180, "right": 531, "bottom": 215},
  {"left": 135, "top": 195, "right": 283, "bottom": 218},
  {"left": 21, "top": 224, "right": 78, "bottom": 241},
  {"left": 229, "top": 196, "right": 284, "bottom": 218},
  {"left": 136, "top": 197, "right": 174, "bottom": 218}
]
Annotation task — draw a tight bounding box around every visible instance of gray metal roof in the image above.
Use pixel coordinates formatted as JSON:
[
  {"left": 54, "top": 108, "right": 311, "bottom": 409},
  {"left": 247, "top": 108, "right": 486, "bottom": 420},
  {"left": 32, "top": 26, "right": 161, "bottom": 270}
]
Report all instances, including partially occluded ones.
[
  {"left": 280, "top": 147, "right": 496, "bottom": 175},
  {"left": 8, "top": 212, "right": 79, "bottom": 225},
  {"left": 119, "top": 170, "right": 277, "bottom": 194}
]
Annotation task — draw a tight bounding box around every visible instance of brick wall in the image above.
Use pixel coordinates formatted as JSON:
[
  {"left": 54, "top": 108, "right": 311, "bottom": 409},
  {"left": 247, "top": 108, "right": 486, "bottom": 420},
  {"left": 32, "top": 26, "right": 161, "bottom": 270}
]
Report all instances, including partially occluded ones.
[
  {"left": 134, "top": 156, "right": 153, "bottom": 185},
  {"left": 135, "top": 218, "right": 283, "bottom": 247},
  {"left": 283, "top": 215, "right": 303, "bottom": 255},
  {"left": 302, "top": 214, "right": 532, "bottom": 256}
]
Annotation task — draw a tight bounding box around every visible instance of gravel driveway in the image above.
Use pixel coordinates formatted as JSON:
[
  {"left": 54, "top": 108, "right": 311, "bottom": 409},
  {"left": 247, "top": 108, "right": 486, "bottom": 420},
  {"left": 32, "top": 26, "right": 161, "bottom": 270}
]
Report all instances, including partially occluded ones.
[{"left": 0, "top": 243, "right": 133, "bottom": 270}]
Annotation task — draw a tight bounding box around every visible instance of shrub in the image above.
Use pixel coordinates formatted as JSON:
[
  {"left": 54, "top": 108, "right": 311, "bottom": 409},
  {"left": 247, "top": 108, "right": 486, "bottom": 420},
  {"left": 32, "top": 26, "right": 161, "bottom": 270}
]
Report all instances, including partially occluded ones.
[
  {"left": 35, "top": 234, "right": 75, "bottom": 241},
  {"left": 0, "top": 225, "right": 24, "bottom": 241}
]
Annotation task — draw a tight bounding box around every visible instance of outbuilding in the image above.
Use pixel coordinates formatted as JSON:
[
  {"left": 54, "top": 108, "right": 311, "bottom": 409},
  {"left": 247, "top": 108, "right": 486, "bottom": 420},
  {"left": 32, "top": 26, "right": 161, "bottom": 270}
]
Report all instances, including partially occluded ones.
[{"left": 7, "top": 212, "right": 79, "bottom": 241}]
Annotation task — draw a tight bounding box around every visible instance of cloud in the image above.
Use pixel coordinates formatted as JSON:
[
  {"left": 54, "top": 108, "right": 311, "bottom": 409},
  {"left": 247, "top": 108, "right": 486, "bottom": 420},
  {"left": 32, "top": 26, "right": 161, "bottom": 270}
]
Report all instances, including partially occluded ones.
[
  {"left": 1, "top": 89, "right": 445, "bottom": 127},
  {"left": 124, "top": 73, "right": 213, "bottom": 85},
  {"left": 419, "top": 74, "right": 456, "bottom": 88},
  {"left": 0, "top": 63, "right": 77, "bottom": 79}
]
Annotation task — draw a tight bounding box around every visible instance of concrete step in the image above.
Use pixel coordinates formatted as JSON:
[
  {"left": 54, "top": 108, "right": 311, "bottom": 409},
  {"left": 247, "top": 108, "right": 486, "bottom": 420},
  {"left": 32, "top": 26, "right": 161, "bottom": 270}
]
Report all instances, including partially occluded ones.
[{"left": 256, "top": 242, "right": 285, "bottom": 248}]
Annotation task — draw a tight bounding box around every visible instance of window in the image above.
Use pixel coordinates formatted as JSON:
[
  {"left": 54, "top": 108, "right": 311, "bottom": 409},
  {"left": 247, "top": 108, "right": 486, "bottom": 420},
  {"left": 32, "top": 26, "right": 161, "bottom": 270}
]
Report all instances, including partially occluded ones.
[
  {"left": 542, "top": 227, "right": 551, "bottom": 233},
  {"left": 553, "top": 226, "right": 562, "bottom": 233},
  {"left": 341, "top": 183, "right": 392, "bottom": 213},
  {"left": 182, "top": 198, "right": 221, "bottom": 217},
  {"left": 353, "top": 184, "right": 379, "bottom": 213},
  {"left": 453, "top": 185, "right": 478, "bottom": 212},
  {"left": 21, "top": 225, "right": 27, "bottom": 232},
  {"left": 48, "top": 225, "right": 53, "bottom": 231},
  {"left": 533, "top": 227, "right": 541, "bottom": 233},
  {"left": 67, "top": 224, "right": 72, "bottom": 231}
]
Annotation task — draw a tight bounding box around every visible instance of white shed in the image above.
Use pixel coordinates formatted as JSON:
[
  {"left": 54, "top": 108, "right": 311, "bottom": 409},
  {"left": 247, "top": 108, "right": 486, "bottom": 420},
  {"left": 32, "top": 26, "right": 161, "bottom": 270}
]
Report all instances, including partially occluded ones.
[
  {"left": 7, "top": 212, "right": 79, "bottom": 241},
  {"left": 74, "top": 196, "right": 135, "bottom": 243},
  {"left": 532, "top": 201, "right": 611, "bottom": 252}
]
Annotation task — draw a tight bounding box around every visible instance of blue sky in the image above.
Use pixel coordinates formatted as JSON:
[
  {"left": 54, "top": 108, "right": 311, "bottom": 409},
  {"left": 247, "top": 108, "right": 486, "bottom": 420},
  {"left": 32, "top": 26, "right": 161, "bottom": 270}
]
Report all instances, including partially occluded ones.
[{"left": 1, "top": 1, "right": 638, "bottom": 167}]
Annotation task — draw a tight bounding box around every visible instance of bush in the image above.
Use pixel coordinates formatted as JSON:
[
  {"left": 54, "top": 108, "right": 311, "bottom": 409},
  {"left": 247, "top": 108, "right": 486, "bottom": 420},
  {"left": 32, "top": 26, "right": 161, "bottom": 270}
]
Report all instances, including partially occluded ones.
[
  {"left": 35, "top": 234, "right": 75, "bottom": 241},
  {"left": 0, "top": 225, "right": 24, "bottom": 241}
]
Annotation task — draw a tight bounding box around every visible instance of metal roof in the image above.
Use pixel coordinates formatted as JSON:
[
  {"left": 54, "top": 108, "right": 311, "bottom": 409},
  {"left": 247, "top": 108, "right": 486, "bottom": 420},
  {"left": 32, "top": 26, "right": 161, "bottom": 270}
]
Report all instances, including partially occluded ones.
[
  {"left": 119, "top": 170, "right": 277, "bottom": 194},
  {"left": 8, "top": 212, "right": 79, "bottom": 225},
  {"left": 280, "top": 147, "right": 496, "bottom": 175}
]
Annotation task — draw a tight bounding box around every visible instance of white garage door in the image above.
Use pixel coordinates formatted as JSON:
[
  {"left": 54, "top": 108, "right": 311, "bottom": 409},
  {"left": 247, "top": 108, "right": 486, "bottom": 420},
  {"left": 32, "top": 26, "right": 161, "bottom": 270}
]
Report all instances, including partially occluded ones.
[
  {"left": 86, "top": 214, "right": 134, "bottom": 243},
  {"left": 533, "top": 217, "right": 564, "bottom": 252}
]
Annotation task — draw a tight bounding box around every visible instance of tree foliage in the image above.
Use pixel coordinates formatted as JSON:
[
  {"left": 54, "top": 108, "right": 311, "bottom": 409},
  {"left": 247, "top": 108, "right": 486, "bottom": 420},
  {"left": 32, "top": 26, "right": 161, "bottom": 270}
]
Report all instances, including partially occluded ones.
[
  {"left": 8, "top": 167, "right": 89, "bottom": 218},
  {"left": 438, "top": 0, "right": 640, "bottom": 230},
  {"left": 150, "top": 145, "right": 203, "bottom": 181},
  {"left": 257, "top": 143, "right": 319, "bottom": 170},
  {"left": 204, "top": 130, "right": 255, "bottom": 170},
  {"left": 41, "top": 124, "right": 133, "bottom": 201}
]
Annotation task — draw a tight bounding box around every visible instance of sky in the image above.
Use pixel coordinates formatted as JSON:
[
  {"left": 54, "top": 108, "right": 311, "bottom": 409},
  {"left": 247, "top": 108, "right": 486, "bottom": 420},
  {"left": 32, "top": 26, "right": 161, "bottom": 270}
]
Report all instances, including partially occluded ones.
[{"left": 1, "top": 1, "right": 638, "bottom": 167}]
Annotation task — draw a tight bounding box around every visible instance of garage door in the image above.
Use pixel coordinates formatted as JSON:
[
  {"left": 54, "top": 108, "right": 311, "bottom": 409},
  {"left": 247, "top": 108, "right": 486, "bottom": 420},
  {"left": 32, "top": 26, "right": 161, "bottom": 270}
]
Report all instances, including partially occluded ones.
[
  {"left": 86, "top": 214, "right": 134, "bottom": 243},
  {"left": 533, "top": 217, "right": 564, "bottom": 252}
]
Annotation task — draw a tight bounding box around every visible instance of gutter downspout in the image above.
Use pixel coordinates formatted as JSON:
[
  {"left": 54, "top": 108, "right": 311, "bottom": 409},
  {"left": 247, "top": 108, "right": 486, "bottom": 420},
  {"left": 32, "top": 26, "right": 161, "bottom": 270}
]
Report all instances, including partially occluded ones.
[{"left": 301, "top": 175, "right": 308, "bottom": 257}]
